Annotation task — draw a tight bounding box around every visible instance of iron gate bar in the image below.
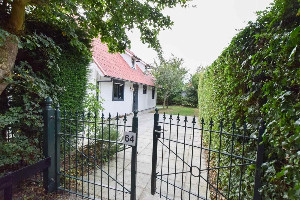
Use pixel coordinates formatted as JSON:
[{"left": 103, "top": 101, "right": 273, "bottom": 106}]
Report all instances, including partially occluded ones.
[
  {"left": 58, "top": 132, "right": 126, "bottom": 144},
  {"left": 151, "top": 110, "right": 265, "bottom": 200},
  {"left": 188, "top": 117, "right": 196, "bottom": 200},
  {"left": 198, "top": 118, "right": 204, "bottom": 198},
  {"left": 55, "top": 105, "right": 61, "bottom": 191},
  {"left": 155, "top": 191, "right": 173, "bottom": 200},
  {"left": 253, "top": 121, "right": 265, "bottom": 200},
  {"left": 75, "top": 112, "right": 78, "bottom": 197},
  {"left": 59, "top": 135, "right": 131, "bottom": 192},
  {"left": 166, "top": 115, "right": 172, "bottom": 199},
  {"left": 87, "top": 112, "right": 91, "bottom": 197},
  {"left": 157, "top": 139, "right": 191, "bottom": 167},
  {"left": 159, "top": 137, "right": 256, "bottom": 162},
  {"left": 58, "top": 109, "right": 138, "bottom": 200},
  {"left": 173, "top": 114, "right": 180, "bottom": 199},
  {"left": 157, "top": 169, "right": 229, "bottom": 200},
  {"left": 155, "top": 113, "right": 233, "bottom": 200},
  {"left": 238, "top": 123, "right": 247, "bottom": 200},
  {"left": 93, "top": 112, "right": 97, "bottom": 199},
  {"left": 115, "top": 113, "right": 119, "bottom": 200},
  {"left": 215, "top": 120, "right": 223, "bottom": 200},
  {"left": 122, "top": 114, "right": 128, "bottom": 200},
  {"left": 180, "top": 116, "right": 187, "bottom": 199},
  {"left": 158, "top": 121, "right": 258, "bottom": 140},
  {"left": 158, "top": 171, "right": 190, "bottom": 177},
  {"left": 205, "top": 119, "right": 213, "bottom": 199},
  {"left": 227, "top": 122, "right": 236, "bottom": 199},
  {"left": 151, "top": 109, "right": 159, "bottom": 195},
  {"left": 59, "top": 174, "right": 131, "bottom": 193},
  {"left": 130, "top": 111, "right": 139, "bottom": 200},
  {"left": 156, "top": 177, "right": 208, "bottom": 200},
  {"left": 159, "top": 112, "right": 166, "bottom": 198}
]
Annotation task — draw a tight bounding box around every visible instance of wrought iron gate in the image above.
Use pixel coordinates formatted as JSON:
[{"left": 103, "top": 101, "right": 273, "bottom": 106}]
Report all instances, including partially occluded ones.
[
  {"left": 43, "top": 97, "right": 138, "bottom": 200},
  {"left": 151, "top": 109, "right": 264, "bottom": 200}
]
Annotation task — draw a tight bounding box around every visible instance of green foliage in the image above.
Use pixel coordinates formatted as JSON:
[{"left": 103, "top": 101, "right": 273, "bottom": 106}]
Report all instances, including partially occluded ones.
[
  {"left": 1, "top": 0, "right": 189, "bottom": 54},
  {"left": 0, "top": 21, "right": 91, "bottom": 171},
  {"left": 87, "top": 125, "right": 122, "bottom": 164},
  {"left": 182, "top": 73, "right": 199, "bottom": 107},
  {"left": 153, "top": 56, "right": 188, "bottom": 108},
  {"left": 0, "top": 135, "right": 42, "bottom": 176},
  {"left": 198, "top": 0, "right": 300, "bottom": 199},
  {"left": 83, "top": 83, "right": 104, "bottom": 114}
]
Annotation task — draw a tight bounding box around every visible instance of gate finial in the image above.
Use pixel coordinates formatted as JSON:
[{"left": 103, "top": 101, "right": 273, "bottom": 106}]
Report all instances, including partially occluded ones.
[{"left": 45, "top": 97, "right": 53, "bottom": 108}]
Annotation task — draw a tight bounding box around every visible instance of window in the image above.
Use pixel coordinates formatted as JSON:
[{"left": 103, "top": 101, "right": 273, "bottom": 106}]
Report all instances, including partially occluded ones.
[
  {"left": 152, "top": 87, "right": 155, "bottom": 99},
  {"left": 143, "top": 85, "right": 147, "bottom": 94},
  {"left": 113, "top": 80, "right": 124, "bottom": 101}
]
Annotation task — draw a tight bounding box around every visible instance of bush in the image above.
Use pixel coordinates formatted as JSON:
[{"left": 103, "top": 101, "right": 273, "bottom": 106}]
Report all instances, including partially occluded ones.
[
  {"left": 0, "top": 135, "right": 42, "bottom": 176},
  {"left": 198, "top": 0, "right": 300, "bottom": 199}
]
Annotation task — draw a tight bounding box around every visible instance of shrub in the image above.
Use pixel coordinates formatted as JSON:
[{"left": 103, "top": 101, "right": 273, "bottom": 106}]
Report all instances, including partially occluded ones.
[
  {"left": 0, "top": 135, "right": 42, "bottom": 176},
  {"left": 198, "top": 0, "right": 300, "bottom": 199}
]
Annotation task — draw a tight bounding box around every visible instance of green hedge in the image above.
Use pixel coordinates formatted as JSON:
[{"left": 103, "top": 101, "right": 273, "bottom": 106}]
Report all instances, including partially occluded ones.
[
  {"left": 198, "top": 0, "right": 299, "bottom": 199},
  {"left": 50, "top": 47, "right": 90, "bottom": 112}
]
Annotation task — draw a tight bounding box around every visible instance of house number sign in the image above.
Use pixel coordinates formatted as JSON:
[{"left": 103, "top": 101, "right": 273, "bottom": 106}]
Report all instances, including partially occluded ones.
[{"left": 123, "top": 131, "right": 136, "bottom": 146}]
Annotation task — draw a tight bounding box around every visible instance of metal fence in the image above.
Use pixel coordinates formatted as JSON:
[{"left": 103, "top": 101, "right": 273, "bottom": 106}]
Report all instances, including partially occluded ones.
[
  {"left": 43, "top": 97, "right": 138, "bottom": 200},
  {"left": 151, "top": 109, "right": 264, "bottom": 200}
]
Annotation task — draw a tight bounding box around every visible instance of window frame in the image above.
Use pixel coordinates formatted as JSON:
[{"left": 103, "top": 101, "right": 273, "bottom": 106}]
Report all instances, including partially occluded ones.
[
  {"left": 152, "top": 87, "right": 155, "bottom": 99},
  {"left": 143, "top": 85, "right": 147, "bottom": 94},
  {"left": 112, "top": 79, "right": 125, "bottom": 101}
]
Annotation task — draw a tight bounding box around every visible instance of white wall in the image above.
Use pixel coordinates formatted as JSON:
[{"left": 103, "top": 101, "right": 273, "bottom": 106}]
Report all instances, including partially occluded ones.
[
  {"left": 88, "top": 62, "right": 156, "bottom": 118},
  {"left": 138, "top": 85, "right": 156, "bottom": 111},
  {"left": 99, "top": 78, "right": 134, "bottom": 117}
]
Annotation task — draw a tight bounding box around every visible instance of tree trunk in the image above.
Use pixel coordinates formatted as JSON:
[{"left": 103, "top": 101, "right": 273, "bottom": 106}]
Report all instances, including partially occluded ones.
[
  {"left": 0, "top": 36, "right": 18, "bottom": 95},
  {"left": 9, "top": 0, "right": 27, "bottom": 32},
  {"left": 0, "top": 0, "right": 28, "bottom": 95},
  {"left": 163, "top": 95, "right": 167, "bottom": 109}
]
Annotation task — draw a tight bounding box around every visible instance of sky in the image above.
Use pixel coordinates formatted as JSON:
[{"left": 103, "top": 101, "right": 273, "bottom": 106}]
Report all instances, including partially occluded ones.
[{"left": 127, "top": 0, "right": 272, "bottom": 74}]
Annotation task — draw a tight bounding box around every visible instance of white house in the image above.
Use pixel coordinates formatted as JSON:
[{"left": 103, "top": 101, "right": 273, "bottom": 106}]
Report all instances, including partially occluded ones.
[{"left": 88, "top": 38, "right": 156, "bottom": 117}]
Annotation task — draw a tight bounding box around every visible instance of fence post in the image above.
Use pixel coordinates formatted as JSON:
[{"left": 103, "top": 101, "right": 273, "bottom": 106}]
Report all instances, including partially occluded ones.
[
  {"left": 130, "top": 111, "right": 138, "bottom": 200},
  {"left": 151, "top": 108, "right": 160, "bottom": 195},
  {"left": 55, "top": 105, "right": 61, "bottom": 190},
  {"left": 253, "top": 120, "right": 265, "bottom": 200},
  {"left": 43, "top": 97, "right": 56, "bottom": 193}
]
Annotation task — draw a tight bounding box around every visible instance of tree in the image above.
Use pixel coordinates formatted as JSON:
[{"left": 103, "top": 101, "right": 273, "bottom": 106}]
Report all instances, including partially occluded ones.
[
  {"left": 182, "top": 72, "right": 199, "bottom": 107},
  {"left": 0, "top": 0, "right": 189, "bottom": 95},
  {"left": 153, "top": 56, "right": 187, "bottom": 109}
]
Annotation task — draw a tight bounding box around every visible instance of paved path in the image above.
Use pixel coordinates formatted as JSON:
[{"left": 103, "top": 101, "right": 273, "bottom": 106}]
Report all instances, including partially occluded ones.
[{"left": 82, "top": 110, "right": 209, "bottom": 200}]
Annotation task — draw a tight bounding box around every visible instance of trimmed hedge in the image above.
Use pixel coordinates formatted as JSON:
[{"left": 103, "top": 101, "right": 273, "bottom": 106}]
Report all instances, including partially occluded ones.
[{"left": 198, "top": 0, "right": 299, "bottom": 199}]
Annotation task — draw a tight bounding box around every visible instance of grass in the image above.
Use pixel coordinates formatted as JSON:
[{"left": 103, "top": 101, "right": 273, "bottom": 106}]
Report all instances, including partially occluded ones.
[{"left": 154, "top": 105, "right": 198, "bottom": 117}]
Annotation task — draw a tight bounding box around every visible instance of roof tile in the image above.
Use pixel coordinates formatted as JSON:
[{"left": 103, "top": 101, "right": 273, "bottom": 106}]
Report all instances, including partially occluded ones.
[{"left": 92, "top": 39, "right": 155, "bottom": 86}]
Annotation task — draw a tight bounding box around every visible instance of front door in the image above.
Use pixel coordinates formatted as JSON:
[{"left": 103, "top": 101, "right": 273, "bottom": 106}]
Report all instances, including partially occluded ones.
[{"left": 132, "top": 84, "right": 139, "bottom": 112}]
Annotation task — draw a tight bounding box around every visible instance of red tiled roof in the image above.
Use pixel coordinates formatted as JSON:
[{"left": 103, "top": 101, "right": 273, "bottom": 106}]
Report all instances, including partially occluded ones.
[{"left": 92, "top": 39, "right": 155, "bottom": 86}]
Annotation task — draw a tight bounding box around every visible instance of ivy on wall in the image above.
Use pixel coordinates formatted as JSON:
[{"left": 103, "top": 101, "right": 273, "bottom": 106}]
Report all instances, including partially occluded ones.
[
  {"left": 0, "top": 21, "right": 91, "bottom": 171},
  {"left": 50, "top": 47, "right": 90, "bottom": 113},
  {"left": 198, "top": 0, "right": 299, "bottom": 199}
]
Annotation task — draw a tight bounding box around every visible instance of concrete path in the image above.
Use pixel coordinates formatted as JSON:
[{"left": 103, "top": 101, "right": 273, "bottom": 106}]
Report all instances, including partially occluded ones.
[{"left": 82, "top": 110, "right": 209, "bottom": 200}]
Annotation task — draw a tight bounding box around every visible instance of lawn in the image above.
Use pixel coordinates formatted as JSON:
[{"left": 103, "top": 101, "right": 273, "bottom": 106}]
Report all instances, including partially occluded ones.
[{"left": 154, "top": 105, "right": 198, "bottom": 117}]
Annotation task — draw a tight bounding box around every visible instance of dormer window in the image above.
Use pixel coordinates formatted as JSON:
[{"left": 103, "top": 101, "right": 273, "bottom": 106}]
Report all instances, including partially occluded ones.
[{"left": 131, "top": 57, "right": 136, "bottom": 69}]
